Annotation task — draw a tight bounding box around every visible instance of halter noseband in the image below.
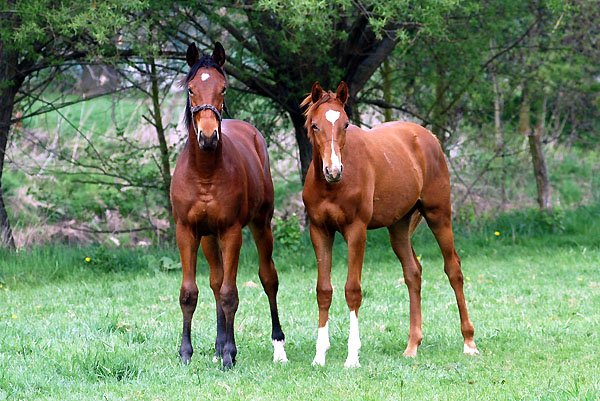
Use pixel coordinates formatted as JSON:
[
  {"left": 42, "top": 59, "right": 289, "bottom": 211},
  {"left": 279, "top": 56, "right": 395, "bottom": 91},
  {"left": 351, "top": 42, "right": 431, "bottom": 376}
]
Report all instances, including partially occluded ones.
[{"left": 188, "top": 96, "right": 223, "bottom": 143}]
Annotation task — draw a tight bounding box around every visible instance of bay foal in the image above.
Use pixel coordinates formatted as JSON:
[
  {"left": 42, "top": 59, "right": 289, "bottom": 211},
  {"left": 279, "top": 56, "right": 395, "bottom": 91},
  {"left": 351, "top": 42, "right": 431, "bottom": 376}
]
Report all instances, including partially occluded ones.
[
  {"left": 302, "top": 82, "right": 478, "bottom": 367},
  {"left": 170, "top": 42, "right": 287, "bottom": 369}
]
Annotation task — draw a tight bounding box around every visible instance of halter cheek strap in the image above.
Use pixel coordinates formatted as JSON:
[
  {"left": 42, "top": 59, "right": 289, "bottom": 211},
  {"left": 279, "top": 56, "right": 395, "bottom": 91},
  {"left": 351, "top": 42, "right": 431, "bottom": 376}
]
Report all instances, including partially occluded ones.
[{"left": 188, "top": 97, "right": 223, "bottom": 143}]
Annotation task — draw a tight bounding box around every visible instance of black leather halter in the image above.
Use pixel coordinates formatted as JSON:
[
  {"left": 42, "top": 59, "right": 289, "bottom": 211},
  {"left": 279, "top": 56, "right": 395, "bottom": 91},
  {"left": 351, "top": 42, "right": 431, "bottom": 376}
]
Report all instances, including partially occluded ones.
[{"left": 188, "top": 97, "right": 223, "bottom": 142}]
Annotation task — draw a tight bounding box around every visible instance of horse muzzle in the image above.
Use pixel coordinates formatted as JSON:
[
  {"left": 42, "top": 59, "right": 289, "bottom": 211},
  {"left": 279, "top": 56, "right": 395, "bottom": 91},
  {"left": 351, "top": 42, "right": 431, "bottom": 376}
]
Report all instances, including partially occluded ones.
[
  {"left": 198, "top": 130, "right": 219, "bottom": 150},
  {"left": 324, "top": 165, "right": 343, "bottom": 183}
]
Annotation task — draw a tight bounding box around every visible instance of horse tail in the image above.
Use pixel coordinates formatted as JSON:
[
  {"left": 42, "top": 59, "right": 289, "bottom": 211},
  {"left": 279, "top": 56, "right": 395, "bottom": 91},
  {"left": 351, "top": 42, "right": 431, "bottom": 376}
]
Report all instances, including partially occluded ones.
[{"left": 409, "top": 208, "right": 423, "bottom": 237}]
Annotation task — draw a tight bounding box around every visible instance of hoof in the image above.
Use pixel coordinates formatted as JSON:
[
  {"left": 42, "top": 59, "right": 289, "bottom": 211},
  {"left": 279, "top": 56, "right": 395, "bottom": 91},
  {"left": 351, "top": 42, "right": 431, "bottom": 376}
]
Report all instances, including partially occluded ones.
[
  {"left": 311, "top": 355, "right": 326, "bottom": 366},
  {"left": 179, "top": 353, "right": 192, "bottom": 365},
  {"left": 179, "top": 347, "right": 193, "bottom": 365},
  {"left": 403, "top": 348, "right": 417, "bottom": 358},
  {"left": 344, "top": 358, "right": 361, "bottom": 368},
  {"left": 222, "top": 354, "right": 235, "bottom": 370},
  {"left": 463, "top": 343, "right": 480, "bottom": 355},
  {"left": 272, "top": 340, "right": 289, "bottom": 363}
]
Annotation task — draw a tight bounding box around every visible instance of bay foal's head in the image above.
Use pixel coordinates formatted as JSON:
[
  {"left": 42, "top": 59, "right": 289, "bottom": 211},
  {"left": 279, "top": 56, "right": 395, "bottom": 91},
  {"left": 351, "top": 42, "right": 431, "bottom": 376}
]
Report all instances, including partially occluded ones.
[
  {"left": 184, "top": 42, "right": 227, "bottom": 150},
  {"left": 302, "top": 82, "right": 350, "bottom": 183}
]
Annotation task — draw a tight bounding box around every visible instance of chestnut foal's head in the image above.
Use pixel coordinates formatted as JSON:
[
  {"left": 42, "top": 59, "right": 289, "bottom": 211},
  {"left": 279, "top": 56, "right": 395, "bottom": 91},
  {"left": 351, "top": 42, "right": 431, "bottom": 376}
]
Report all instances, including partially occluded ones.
[
  {"left": 184, "top": 42, "right": 227, "bottom": 150},
  {"left": 303, "top": 82, "right": 350, "bottom": 183}
]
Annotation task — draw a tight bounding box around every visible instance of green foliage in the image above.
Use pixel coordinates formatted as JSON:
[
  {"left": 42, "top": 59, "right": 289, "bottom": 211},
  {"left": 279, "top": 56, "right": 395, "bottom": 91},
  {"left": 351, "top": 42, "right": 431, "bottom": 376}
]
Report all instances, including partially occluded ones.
[
  {"left": 273, "top": 214, "right": 303, "bottom": 254},
  {"left": 1, "top": 0, "right": 146, "bottom": 59}
]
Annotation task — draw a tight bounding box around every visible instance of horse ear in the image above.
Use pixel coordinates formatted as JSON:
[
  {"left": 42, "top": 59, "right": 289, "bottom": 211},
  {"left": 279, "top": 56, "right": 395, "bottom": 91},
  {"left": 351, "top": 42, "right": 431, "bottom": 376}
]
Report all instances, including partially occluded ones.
[
  {"left": 212, "top": 42, "right": 226, "bottom": 67},
  {"left": 336, "top": 81, "right": 349, "bottom": 105},
  {"left": 186, "top": 43, "right": 199, "bottom": 67},
  {"left": 311, "top": 82, "right": 323, "bottom": 104}
]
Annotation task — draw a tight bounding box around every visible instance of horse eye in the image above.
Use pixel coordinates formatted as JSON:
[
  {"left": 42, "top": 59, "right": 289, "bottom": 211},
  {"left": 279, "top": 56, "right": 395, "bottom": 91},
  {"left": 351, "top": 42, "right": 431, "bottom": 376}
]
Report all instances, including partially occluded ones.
[
  {"left": 311, "top": 123, "right": 319, "bottom": 131},
  {"left": 222, "top": 87, "right": 227, "bottom": 95},
  {"left": 344, "top": 122, "right": 349, "bottom": 129},
  {"left": 188, "top": 88, "right": 193, "bottom": 95}
]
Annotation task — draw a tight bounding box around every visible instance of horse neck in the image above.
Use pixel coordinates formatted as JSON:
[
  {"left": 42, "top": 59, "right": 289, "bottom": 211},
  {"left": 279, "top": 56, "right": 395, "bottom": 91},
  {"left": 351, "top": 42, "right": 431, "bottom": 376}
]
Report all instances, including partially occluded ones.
[{"left": 187, "top": 128, "right": 223, "bottom": 177}]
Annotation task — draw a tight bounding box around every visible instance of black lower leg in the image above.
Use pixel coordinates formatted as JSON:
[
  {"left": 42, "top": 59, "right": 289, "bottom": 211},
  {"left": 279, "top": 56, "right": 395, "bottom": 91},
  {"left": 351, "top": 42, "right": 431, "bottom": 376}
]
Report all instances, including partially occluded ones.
[
  {"left": 179, "top": 320, "right": 193, "bottom": 364},
  {"left": 215, "top": 303, "right": 226, "bottom": 358}
]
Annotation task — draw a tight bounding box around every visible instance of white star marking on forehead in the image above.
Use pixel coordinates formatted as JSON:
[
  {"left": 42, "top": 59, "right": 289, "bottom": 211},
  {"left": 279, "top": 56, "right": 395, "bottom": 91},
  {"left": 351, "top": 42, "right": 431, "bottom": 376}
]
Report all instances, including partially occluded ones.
[
  {"left": 325, "top": 109, "right": 340, "bottom": 125},
  {"left": 201, "top": 73, "right": 210, "bottom": 81}
]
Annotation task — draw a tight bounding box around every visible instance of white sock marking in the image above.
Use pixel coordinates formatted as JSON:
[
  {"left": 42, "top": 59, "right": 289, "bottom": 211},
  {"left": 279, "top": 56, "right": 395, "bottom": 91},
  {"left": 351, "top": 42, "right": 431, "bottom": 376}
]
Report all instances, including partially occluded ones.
[
  {"left": 272, "top": 339, "right": 289, "bottom": 363},
  {"left": 344, "top": 311, "right": 361, "bottom": 368},
  {"left": 312, "top": 321, "right": 330, "bottom": 366},
  {"left": 201, "top": 73, "right": 210, "bottom": 81},
  {"left": 464, "top": 343, "right": 479, "bottom": 355}
]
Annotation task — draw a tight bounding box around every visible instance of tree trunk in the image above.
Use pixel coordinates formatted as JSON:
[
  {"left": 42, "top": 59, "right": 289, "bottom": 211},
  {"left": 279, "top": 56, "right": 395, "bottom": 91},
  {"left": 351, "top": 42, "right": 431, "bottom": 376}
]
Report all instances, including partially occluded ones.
[
  {"left": 529, "top": 96, "right": 552, "bottom": 213},
  {"left": 431, "top": 62, "right": 448, "bottom": 149},
  {"left": 491, "top": 65, "right": 507, "bottom": 209},
  {"left": 0, "top": 46, "right": 21, "bottom": 250},
  {"left": 148, "top": 57, "right": 172, "bottom": 218},
  {"left": 519, "top": 85, "right": 552, "bottom": 214},
  {"left": 382, "top": 59, "right": 392, "bottom": 122}
]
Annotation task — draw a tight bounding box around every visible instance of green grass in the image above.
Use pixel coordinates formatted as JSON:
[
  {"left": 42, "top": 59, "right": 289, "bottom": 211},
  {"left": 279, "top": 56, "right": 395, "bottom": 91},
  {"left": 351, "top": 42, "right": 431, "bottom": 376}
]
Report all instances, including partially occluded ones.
[{"left": 1, "top": 207, "right": 599, "bottom": 400}]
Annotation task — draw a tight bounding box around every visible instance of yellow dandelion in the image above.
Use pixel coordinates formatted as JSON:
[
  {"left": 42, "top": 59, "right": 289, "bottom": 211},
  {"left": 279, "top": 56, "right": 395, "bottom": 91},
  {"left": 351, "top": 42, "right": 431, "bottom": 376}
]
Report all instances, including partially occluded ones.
[
  {"left": 11, "top": 314, "right": 17, "bottom": 319},
  {"left": 85, "top": 257, "right": 91, "bottom": 262},
  {"left": 416, "top": 256, "right": 421, "bottom": 261},
  {"left": 466, "top": 276, "right": 471, "bottom": 281},
  {"left": 494, "top": 231, "right": 500, "bottom": 236},
  {"left": 577, "top": 277, "right": 583, "bottom": 281}
]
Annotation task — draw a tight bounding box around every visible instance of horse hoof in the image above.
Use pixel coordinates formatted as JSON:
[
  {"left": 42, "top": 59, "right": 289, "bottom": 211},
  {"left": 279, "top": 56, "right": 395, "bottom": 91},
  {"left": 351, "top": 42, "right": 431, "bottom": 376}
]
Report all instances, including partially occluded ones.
[
  {"left": 311, "top": 356, "right": 326, "bottom": 366},
  {"left": 344, "top": 358, "right": 361, "bottom": 368},
  {"left": 180, "top": 353, "right": 192, "bottom": 365},
  {"left": 403, "top": 348, "right": 417, "bottom": 358},
  {"left": 222, "top": 355, "right": 235, "bottom": 370},
  {"left": 463, "top": 343, "right": 480, "bottom": 355}
]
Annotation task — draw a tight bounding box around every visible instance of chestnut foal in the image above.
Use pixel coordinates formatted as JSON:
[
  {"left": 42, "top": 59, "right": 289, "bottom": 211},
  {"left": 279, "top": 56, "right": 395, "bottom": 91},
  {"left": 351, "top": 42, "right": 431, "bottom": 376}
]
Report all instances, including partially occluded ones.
[
  {"left": 302, "top": 82, "right": 478, "bottom": 367},
  {"left": 170, "top": 42, "right": 287, "bottom": 369}
]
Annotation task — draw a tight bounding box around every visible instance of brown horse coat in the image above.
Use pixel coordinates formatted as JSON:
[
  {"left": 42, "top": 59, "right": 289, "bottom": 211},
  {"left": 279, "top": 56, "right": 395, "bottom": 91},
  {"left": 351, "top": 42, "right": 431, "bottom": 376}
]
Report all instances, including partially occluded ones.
[
  {"left": 302, "top": 82, "right": 478, "bottom": 367},
  {"left": 171, "top": 43, "right": 286, "bottom": 369}
]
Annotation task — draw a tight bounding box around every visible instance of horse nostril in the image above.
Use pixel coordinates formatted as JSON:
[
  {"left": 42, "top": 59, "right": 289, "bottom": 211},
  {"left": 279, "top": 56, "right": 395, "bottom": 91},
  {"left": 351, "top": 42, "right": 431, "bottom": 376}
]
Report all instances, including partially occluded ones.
[
  {"left": 212, "top": 130, "right": 218, "bottom": 138},
  {"left": 324, "top": 166, "right": 330, "bottom": 176}
]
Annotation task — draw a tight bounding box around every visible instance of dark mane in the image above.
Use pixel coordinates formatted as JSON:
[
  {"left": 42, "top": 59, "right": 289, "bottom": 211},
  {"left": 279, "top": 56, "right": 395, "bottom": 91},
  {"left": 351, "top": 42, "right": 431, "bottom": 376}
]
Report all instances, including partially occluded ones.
[
  {"left": 300, "top": 91, "right": 343, "bottom": 141},
  {"left": 182, "top": 55, "right": 227, "bottom": 130}
]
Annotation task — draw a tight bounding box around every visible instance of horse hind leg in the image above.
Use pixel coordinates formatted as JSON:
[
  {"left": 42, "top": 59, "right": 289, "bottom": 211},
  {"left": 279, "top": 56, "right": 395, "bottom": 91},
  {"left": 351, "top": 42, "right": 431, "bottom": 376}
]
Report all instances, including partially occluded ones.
[
  {"left": 201, "top": 235, "right": 226, "bottom": 362},
  {"left": 249, "top": 219, "right": 287, "bottom": 363},
  {"left": 389, "top": 216, "right": 423, "bottom": 357},
  {"left": 421, "top": 203, "right": 478, "bottom": 355}
]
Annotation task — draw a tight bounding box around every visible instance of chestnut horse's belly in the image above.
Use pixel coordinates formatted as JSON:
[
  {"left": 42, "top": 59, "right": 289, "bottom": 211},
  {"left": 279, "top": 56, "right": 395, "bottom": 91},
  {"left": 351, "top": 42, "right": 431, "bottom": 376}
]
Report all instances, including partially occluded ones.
[{"left": 364, "top": 138, "right": 424, "bottom": 229}]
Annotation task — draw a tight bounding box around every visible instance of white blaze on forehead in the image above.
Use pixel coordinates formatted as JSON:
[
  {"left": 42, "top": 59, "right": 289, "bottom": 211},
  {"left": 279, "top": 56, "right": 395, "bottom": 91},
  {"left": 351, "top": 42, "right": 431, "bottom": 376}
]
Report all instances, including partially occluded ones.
[
  {"left": 325, "top": 109, "right": 340, "bottom": 125},
  {"left": 201, "top": 73, "right": 210, "bottom": 81},
  {"left": 330, "top": 136, "right": 341, "bottom": 167}
]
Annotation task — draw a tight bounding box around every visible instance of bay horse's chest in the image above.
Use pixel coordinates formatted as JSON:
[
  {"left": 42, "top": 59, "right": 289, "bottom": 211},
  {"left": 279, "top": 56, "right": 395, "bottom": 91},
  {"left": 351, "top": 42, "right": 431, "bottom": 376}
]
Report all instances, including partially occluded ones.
[{"left": 173, "top": 179, "right": 244, "bottom": 231}]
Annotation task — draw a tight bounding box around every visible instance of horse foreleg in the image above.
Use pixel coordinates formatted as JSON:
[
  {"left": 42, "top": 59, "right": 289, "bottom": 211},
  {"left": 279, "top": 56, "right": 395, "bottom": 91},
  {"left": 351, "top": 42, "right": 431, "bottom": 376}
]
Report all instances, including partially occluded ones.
[
  {"left": 250, "top": 221, "right": 287, "bottom": 363},
  {"left": 389, "top": 218, "right": 423, "bottom": 357},
  {"left": 309, "top": 224, "right": 334, "bottom": 366},
  {"left": 176, "top": 223, "right": 200, "bottom": 364},
  {"left": 201, "top": 235, "right": 226, "bottom": 362},
  {"left": 217, "top": 225, "right": 243, "bottom": 369},
  {"left": 343, "top": 223, "right": 367, "bottom": 368}
]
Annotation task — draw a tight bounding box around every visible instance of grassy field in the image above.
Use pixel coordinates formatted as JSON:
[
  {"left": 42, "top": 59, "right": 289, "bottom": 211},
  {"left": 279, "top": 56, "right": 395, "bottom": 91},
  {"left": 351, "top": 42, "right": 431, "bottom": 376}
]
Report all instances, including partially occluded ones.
[{"left": 1, "top": 206, "right": 599, "bottom": 400}]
